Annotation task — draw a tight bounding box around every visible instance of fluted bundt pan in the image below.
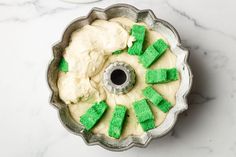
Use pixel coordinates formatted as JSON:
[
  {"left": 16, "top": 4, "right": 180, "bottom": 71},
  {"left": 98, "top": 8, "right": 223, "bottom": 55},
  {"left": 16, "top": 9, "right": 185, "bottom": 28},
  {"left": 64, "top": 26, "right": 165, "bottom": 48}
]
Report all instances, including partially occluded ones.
[{"left": 47, "top": 3, "right": 193, "bottom": 151}]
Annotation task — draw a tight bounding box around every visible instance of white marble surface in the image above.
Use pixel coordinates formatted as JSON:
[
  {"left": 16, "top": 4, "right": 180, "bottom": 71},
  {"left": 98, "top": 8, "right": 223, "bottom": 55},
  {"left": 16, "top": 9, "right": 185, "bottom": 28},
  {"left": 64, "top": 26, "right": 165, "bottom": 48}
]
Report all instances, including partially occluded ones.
[{"left": 0, "top": 0, "right": 236, "bottom": 156}]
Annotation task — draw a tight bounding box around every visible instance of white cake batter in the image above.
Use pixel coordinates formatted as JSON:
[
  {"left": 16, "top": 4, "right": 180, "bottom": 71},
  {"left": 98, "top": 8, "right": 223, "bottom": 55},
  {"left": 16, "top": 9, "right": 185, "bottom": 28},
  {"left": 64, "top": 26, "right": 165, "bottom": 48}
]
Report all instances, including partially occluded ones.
[{"left": 57, "top": 17, "right": 180, "bottom": 138}]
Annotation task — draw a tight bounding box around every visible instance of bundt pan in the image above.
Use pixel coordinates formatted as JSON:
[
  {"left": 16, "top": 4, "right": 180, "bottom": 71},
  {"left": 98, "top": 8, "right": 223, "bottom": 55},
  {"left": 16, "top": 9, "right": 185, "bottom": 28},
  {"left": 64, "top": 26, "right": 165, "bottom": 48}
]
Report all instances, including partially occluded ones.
[{"left": 47, "top": 3, "right": 193, "bottom": 151}]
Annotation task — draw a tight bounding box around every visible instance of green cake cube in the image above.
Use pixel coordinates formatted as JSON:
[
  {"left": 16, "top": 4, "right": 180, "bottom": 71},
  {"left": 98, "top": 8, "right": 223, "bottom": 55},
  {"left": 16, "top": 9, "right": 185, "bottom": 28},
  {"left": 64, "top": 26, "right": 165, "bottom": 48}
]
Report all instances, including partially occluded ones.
[
  {"left": 132, "top": 24, "right": 145, "bottom": 32},
  {"left": 80, "top": 101, "right": 108, "bottom": 131},
  {"left": 133, "top": 99, "right": 154, "bottom": 123},
  {"left": 59, "top": 57, "right": 68, "bottom": 72},
  {"left": 153, "top": 39, "right": 169, "bottom": 54},
  {"left": 142, "top": 87, "right": 172, "bottom": 113},
  {"left": 139, "top": 39, "right": 169, "bottom": 68},
  {"left": 146, "top": 69, "right": 167, "bottom": 84},
  {"left": 167, "top": 68, "right": 179, "bottom": 81},
  {"left": 112, "top": 105, "right": 127, "bottom": 118},
  {"left": 131, "top": 25, "right": 146, "bottom": 40},
  {"left": 139, "top": 45, "right": 161, "bottom": 68},
  {"left": 80, "top": 114, "right": 96, "bottom": 131},
  {"left": 128, "top": 40, "right": 143, "bottom": 55},
  {"left": 158, "top": 99, "right": 172, "bottom": 113},
  {"left": 140, "top": 119, "right": 155, "bottom": 131},
  {"left": 128, "top": 25, "right": 146, "bottom": 55},
  {"left": 108, "top": 105, "right": 127, "bottom": 139},
  {"left": 142, "top": 86, "right": 163, "bottom": 106},
  {"left": 86, "top": 107, "right": 99, "bottom": 120},
  {"left": 145, "top": 68, "right": 179, "bottom": 84},
  {"left": 93, "top": 101, "right": 108, "bottom": 114},
  {"left": 133, "top": 99, "right": 155, "bottom": 131}
]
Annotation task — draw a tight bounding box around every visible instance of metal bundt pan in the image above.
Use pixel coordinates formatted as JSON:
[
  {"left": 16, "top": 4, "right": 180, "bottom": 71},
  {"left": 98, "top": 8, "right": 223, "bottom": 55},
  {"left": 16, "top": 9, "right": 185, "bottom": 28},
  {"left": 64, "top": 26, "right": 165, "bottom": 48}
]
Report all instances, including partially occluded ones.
[{"left": 47, "top": 3, "right": 193, "bottom": 151}]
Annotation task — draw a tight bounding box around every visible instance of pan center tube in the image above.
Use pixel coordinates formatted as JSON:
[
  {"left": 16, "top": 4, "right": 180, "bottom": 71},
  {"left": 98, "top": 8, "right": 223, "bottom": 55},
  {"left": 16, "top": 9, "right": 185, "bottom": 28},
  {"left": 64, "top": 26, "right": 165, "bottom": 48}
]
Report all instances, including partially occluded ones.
[{"left": 103, "top": 61, "right": 136, "bottom": 94}]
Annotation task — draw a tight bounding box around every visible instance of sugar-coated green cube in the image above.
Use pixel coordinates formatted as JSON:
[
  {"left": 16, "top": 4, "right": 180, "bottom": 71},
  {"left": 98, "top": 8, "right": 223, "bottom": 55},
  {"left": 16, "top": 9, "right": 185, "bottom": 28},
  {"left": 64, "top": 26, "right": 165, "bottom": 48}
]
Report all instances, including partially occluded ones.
[
  {"left": 59, "top": 57, "right": 68, "bottom": 72},
  {"left": 108, "top": 105, "right": 127, "bottom": 139},
  {"left": 145, "top": 68, "right": 179, "bottom": 84},
  {"left": 140, "top": 119, "right": 155, "bottom": 131},
  {"left": 112, "top": 105, "right": 127, "bottom": 118},
  {"left": 132, "top": 24, "right": 145, "bottom": 32},
  {"left": 80, "top": 114, "right": 96, "bottom": 131},
  {"left": 139, "top": 45, "right": 161, "bottom": 68},
  {"left": 133, "top": 99, "right": 154, "bottom": 123},
  {"left": 93, "top": 101, "right": 108, "bottom": 114},
  {"left": 142, "top": 86, "right": 163, "bottom": 106},
  {"left": 131, "top": 25, "right": 146, "bottom": 40},
  {"left": 109, "top": 127, "right": 120, "bottom": 139},
  {"left": 167, "top": 68, "right": 179, "bottom": 81},
  {"left": 80, "top": 101, "right": 108, "bottom": 131},
  {"left": 110, "top": 118, "right": 122, "bottom": 127},
  {"left": 158, "top": 99, "right": 172, "bottom": 113},
  {"left": 133, "top": 99, "right": 156, "bottom": 132},
  {"left": 139, "top": 39, "right": 168, "bottom": 68},
  {"left": 146, "top": 69, "right": 167, "bottom": 84},
  {"left": 86, "top": 107, "right": 99, "bottom": 120},
  {"left": 132, "top": 31, "right": 145, "bottom": 41},
  {"left": 142, "top": 87, "right": 172, "bottom": 113},
  {"left": 128, "top": 25, "right": 146, "bottom": 55},
  {"left": 128, "top": 40, "right": 143, "bottom": 55},
  {"left": 153, "top": 39, "right": 169, "bottom": 54}
]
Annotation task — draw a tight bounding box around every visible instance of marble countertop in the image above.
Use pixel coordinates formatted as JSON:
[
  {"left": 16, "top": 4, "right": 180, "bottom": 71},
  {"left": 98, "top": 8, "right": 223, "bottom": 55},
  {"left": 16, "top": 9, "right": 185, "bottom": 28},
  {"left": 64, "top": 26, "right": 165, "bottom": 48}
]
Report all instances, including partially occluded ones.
[{"left": 0, "top": 0, "right": 236, "bottom": 156}]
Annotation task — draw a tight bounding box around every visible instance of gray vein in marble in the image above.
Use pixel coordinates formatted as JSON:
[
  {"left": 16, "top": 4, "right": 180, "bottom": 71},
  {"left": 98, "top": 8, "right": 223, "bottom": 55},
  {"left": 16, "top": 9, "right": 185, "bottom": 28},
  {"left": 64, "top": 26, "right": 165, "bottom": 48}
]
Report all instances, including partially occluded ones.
[
  {"left": 0, "top": 0, "right": 39, "bottom": 7},
  {"left": 39, "top": 6, "right": 80, "bottom": 17},
  {"left": 0, "top": 6, "right": 79, "bottom": 23},
  {"left": 189, "top": 92, "right": 215, "bottom": 105},
  {"left": 193, "top": 146, "right": 213, "bottom": 153},
  {"left": 166, "top": 1, "right": 236, "bottom": 41},
  {"left": 165, "top": 1, "right": 207, "bottom": 29},
  {"left": 183, "top": 41, "right": 230, "bottom": 70},
  {"left": 0, "top": 0, "right": 81, "bottom": 23},
  {"left": 31, "top": 133, "right": 68, "bottom": 157},
  {"left": 0, "top": 17, "right": 30, "bottom": 23}
]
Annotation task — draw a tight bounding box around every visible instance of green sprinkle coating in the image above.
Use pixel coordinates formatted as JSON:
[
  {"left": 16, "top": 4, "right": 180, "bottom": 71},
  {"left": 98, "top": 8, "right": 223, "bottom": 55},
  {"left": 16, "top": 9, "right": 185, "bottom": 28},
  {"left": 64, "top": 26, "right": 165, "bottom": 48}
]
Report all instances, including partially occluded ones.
[
  {"left": 139, "top": 45, "right": 160, "bottom": 68},
  {"left": 108, "top": 105, "right": 127, "bottom": 139},
  {"left": 140, "top": 119, "right": 155, "bottom": 131},
  {"left": 158, "top": 99, "right": 172, "bottom": 113},
  {"left": 59, "top": 57, "right": 68, "bottom": 72},
  {"left": 167, "top": 68, "right": 179, "bottom": 81},
  {"left": 142, "top": 86, "right": 172, "bottom": 113},
  {"left": 133, "top": 99, "right": 154, "bottom": 122},
  {"left": 128, "top": 40, "right": 143, "bottom": 55},
  {"left": 131, "top": 25, "right": 146, "bottom": 40},
  {"left": 112, "top": 49, "right": 124, "bottom": 55},
  {"left": 153, "top": 39, "right": 169, "bottom": 54},
  {"left": 133, "top": 99, "right": 155, "bottom": 131},
  {"left": 128, "top": 25, "right": 146, "bottom": 55},
  {"left": 146, "top": 69, "right": 167, "bottom": 84},
  {"left": 80, "top": 101, "right": 108, "bottom": 131},
  {"left": 142, "top": 86, "right": 163, "bottom": 106},
  {"left": 139, "top": 39, "right": 168, "bottom": 68},
  {"left": 145, "top": 68, "right": 179, "bottom": 84}
]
